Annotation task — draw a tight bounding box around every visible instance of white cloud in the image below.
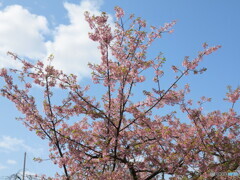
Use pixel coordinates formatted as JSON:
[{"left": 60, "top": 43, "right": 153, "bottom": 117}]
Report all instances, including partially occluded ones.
[
  {"left": 0, "top": 136, "right": 43, "bottom": 155},
  {"left": 0, "top": 5, "right": 49, "bottom": 68},
  {"left": 0, "top": 136, "right": 23, "bottom": 151},
  {"left": 18, "top": 170, "right": 36, "bottom": 176},
  {"left": 45, "top": 0, "right": 105, "bottom": 78},
  {"left": 7, "top": 159, "right": 17, "bottom": 165},
  {"left": 0, "top": 0, "right": 113, "bottom": 79}
]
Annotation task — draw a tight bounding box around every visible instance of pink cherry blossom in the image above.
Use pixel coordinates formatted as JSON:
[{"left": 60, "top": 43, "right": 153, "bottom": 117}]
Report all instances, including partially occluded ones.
[{"left": 0, "top": 7, "right": 237, "bottom": 180}]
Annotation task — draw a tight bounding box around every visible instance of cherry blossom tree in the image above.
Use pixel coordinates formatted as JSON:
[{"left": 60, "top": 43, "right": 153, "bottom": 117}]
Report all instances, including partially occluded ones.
[{"left": 0, "top": 7, "right": 239, "bottom": 180}]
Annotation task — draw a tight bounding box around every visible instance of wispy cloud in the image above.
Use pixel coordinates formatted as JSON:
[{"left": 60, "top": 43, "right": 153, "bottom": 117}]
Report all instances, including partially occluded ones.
[
  {"left": 18, "top": 170, "right": 36, "bottom": 176},
  {"left": 7, "top": 159, "right": 17, "bottom": 165},
  {"left": 0, "top": 136, "right": 24, "bottom": 151},
  {"left": 0, "top": 136, "right": 43, "bottom": 155},
  {"left": 0, "top": 163, "right": 7, "bottom": 170}
]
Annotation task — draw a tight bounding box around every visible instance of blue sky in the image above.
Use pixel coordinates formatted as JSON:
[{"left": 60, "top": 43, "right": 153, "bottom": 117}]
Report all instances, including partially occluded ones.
[{"left": 0, "top": 0, "right": 239, "bottom": 177}]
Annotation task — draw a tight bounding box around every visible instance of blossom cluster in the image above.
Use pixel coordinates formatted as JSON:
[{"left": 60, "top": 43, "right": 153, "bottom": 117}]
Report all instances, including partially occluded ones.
[{"left": 0, "top": 6, "right": 239, "bottom": 180}]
